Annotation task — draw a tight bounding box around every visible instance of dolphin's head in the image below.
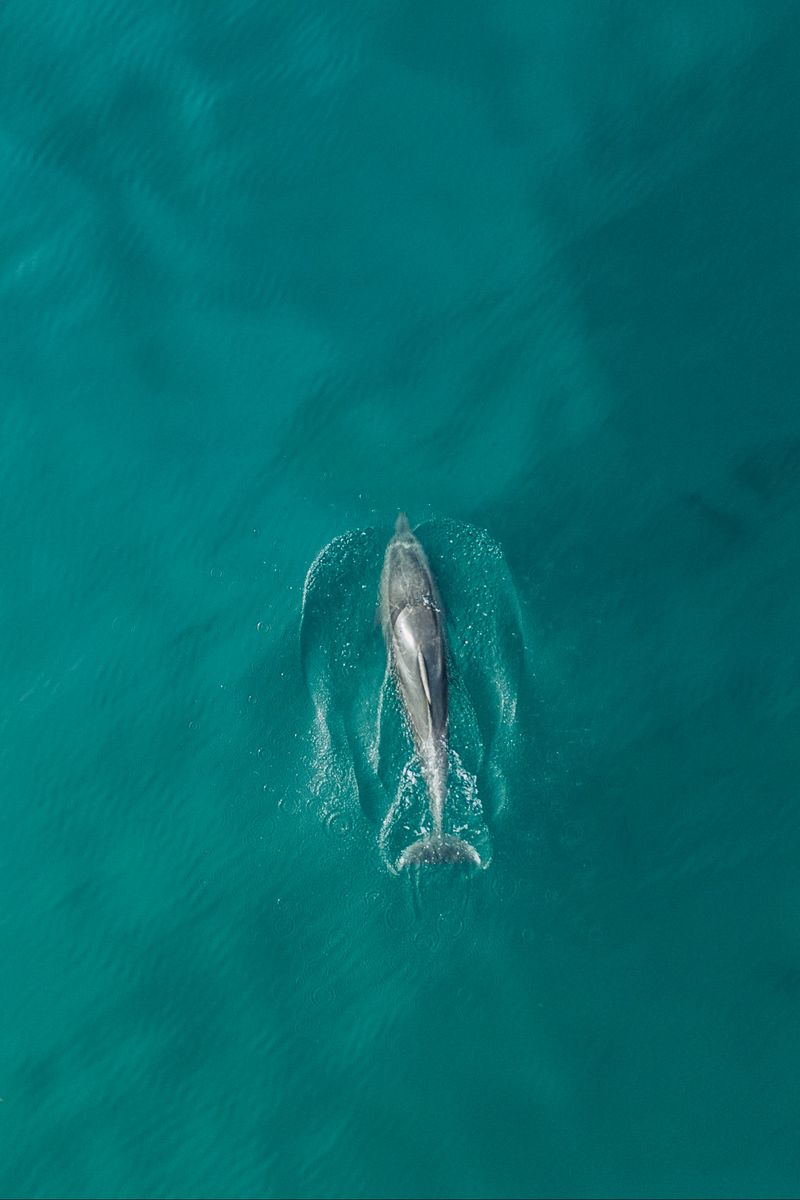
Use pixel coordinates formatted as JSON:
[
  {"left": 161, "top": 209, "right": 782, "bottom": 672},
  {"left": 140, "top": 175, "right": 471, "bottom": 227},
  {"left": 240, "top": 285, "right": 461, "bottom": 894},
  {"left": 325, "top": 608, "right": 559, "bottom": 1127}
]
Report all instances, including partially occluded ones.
[{"left": 394, "top": 511, "right": 413, "bottom": 539}]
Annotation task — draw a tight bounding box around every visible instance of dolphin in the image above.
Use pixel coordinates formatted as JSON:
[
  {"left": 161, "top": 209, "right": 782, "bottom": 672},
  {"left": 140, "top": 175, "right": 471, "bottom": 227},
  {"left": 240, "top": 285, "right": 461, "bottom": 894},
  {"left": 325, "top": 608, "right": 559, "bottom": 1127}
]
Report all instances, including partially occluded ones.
[{"left": 379, "top": 513, "right": 482, "bottom": 869}]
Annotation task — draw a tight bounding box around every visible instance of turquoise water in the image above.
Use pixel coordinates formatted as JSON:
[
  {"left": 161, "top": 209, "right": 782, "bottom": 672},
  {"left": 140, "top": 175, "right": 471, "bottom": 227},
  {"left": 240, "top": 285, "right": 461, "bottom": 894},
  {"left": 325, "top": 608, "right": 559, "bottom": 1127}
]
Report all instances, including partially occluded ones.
[{"left": 3, "top": 1, "right": 800, "bottom": 1196}]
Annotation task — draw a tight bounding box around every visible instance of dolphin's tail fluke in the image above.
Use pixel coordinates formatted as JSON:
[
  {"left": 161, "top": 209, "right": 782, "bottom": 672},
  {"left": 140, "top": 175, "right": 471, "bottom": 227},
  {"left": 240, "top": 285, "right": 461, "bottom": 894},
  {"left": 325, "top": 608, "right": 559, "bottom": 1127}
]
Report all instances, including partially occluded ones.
[{"left": 396, "top": 833, "right": 483, "bottom": 870}]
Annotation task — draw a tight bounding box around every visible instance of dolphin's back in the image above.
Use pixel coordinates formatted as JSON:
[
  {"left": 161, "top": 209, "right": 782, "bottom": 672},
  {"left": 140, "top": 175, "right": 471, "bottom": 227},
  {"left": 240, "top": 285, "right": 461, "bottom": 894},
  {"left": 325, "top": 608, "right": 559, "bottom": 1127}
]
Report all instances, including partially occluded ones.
[
  {"left": 380, "top": 518, "right": 448, "bottom": 747},
  {"left": 392, "top": 601, "right": 447, "bottom": 744},
  {"left": 382, "top": 540, "right": 436, "bottom": 624}
]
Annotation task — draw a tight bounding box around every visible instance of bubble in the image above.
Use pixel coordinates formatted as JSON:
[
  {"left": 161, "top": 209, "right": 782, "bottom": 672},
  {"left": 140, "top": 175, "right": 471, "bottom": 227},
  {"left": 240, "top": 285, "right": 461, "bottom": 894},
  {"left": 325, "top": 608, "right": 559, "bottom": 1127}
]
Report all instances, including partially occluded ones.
[
  {"left": 324, "top": 809, "right": 353, "bottom": 838},
  {"left": 271, "top": 904, "right": 296, "bottom": 938},
  {"left": 412, "top": 927, "right": 440, "bottom": 954},
  {"left": 382, "top": 895, "right": 409, "bottom": 935},
  {"left": 311, "top": 983, "right": 336, "bottom": 1008},
  {"left": 275, "top": 790, "right": 303, "bottom": 816}
]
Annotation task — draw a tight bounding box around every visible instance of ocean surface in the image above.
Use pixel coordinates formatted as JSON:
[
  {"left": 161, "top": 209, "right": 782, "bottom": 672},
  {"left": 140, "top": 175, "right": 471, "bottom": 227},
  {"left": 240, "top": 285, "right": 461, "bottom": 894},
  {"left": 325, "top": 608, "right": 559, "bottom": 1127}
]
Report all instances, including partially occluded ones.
[{"left": 2, "top": 2, "right": 800, "bottom": 1197}]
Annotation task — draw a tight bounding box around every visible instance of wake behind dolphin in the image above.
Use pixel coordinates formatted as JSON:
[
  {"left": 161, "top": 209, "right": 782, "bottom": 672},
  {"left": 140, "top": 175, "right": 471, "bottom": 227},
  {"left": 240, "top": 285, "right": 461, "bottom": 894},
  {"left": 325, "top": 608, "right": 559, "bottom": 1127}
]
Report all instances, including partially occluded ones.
[
  {"left": 380, "top": 513, "right": 482, "bottom": 869},
  {"left": 299, "top": 513, "right": 525, "bottom": 873}
]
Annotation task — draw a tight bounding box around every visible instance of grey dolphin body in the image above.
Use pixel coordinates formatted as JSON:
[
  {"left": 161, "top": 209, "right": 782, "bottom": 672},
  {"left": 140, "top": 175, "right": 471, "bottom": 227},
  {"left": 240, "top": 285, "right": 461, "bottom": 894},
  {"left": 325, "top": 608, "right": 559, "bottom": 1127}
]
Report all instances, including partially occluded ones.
[{"left": 380, "top": 513, "right": 482, "bottom": 869}]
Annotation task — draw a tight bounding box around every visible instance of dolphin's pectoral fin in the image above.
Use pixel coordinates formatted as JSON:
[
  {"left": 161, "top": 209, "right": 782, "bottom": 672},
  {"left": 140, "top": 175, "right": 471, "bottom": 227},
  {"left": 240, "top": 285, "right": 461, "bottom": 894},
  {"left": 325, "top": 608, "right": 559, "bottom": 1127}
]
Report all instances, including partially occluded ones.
[
  {"left": 416, "top": 649, "right": 432, "bottom": 708},
  {"left": 416, "top": 649, "right": 434, "bottom": 739}
]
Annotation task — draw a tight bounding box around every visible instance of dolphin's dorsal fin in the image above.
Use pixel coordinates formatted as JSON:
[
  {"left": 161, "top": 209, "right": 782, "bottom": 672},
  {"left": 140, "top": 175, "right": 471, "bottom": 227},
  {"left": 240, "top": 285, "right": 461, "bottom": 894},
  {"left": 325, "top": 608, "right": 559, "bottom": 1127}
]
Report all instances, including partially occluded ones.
[{"left": 417, "top": 649, "right": 432, "bottom": 706}]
